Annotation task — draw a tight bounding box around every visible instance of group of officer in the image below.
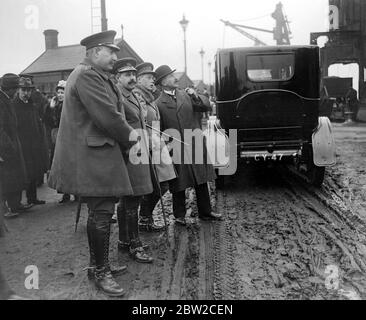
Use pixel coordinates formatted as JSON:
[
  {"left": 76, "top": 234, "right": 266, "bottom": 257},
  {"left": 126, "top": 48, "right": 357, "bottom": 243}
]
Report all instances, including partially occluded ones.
[{"left": 1, "top": 29, "right": 222, "bottom": 298}]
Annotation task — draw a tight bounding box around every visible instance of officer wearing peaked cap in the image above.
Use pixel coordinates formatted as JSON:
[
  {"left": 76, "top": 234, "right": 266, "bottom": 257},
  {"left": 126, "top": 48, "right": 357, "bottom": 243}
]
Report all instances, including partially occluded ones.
[
  {"left": 112, "top": 57, "right": 137, "bottom": 74},
  {"left": 80, "top": 30, "right": 120, "bottom": 51},
  {"left": 133, "top": 63, "right": 176, "bottom": 232},
  {"left": 49, "top": 31, "right": 137, "bottom": 297},
  {"left": 113, "top": 57, "right": 155, "bottom": 263}
]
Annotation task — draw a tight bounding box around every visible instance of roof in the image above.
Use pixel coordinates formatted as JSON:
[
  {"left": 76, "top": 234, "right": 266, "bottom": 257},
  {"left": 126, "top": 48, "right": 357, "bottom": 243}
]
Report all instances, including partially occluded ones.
[
  {"left": 174, "top": 72, "right": 185, "bottom": 80},
  {"left": 22, "top": 44, "right": 85, "bottom": 74},
  {"left": 192, "top": 80, "right": 203, "bottom": 86},
  {"left": 21, "top": 38, "right": 143, "bottom": 75}
]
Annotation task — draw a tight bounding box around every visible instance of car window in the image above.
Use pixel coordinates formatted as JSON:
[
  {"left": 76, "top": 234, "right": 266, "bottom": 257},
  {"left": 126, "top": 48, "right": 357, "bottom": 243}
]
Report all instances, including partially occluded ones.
[{"left": 247, "top": 54, "right": 295, "bottom": 82}]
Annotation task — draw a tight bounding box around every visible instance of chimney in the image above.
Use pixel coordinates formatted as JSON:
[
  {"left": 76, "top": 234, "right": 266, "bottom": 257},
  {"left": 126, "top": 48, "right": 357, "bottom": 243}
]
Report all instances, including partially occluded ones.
[{"left": 43, "top": 29, "right": 59, "bottom": 50}]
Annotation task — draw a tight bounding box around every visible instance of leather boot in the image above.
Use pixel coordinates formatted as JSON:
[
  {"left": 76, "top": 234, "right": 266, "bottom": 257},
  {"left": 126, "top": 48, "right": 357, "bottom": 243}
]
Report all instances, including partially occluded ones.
[
  {"left": 86, "top": 213, "right": 126, "bottom": 280},
  {"left": 117, "top": 201, "right": 130, "bottom": 246},
  {"left": 139, "top": 216, "right": 165, "bottom": 232},
  {"left": 86, "top": 211, "right": 96, "bottom": 280},
  {"left": 127, "top": 208, "right": 154, "bottom": 264},
  {"left": 92, "top": 212, "right": 125, "bottom": 297}
]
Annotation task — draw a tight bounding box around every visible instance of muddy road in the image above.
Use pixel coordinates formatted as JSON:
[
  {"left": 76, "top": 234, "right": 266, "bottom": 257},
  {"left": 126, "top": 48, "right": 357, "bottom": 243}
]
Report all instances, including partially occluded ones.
[{"left": 1, "top": 123, "right": 366, "bottom": 300}]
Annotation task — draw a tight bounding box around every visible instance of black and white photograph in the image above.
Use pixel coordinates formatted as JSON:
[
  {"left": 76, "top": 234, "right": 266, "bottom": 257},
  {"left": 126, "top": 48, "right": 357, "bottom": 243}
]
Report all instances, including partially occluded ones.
[{"left": 1, "top": 0, "right": 366, "bottom": 306}]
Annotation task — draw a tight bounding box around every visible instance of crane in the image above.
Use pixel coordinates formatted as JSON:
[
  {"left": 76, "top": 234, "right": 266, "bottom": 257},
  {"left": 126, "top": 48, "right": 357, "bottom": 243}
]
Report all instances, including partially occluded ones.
[
  {"left": 221, "top": 1, "right": 292, "bottom": 46},
  {"left": 220, "top": 20, "right": 267, "bottom": 46}
]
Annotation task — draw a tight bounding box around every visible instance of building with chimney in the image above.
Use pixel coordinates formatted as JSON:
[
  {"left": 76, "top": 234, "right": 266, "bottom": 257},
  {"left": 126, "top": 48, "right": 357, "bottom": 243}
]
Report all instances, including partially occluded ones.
[{"left": 21, "top": 29, "right": 143, "bottom": 95}]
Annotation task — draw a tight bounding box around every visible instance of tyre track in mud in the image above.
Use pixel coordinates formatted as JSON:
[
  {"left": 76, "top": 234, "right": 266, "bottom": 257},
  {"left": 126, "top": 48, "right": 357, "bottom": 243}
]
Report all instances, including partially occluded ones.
[
  {"left": 125, "top": 185, "right": 239, "bottom": 300},
  {"left": 219, "top": 164, "right": 366, "bottom": 300}
]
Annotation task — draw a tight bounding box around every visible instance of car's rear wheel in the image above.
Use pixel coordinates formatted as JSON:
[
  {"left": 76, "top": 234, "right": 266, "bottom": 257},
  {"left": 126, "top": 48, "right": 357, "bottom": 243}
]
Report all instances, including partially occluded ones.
[{"left": 307, "top": 159, "right": 325, "bottom": 187}]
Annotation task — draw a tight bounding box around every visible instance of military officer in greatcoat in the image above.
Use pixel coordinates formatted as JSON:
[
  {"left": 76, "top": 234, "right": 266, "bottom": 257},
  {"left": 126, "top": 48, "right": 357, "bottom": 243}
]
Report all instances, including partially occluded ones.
[
  {"left": 48, "top": 31, "right": 137, "bottom": 297},
  {"left": 132, "top": 62, "right": 176, "bottom": 232},
  {"left": 113, "top": 58, "right": 154, "bottom": 263},
  {"left": 155, "top": 65, "right": 223, "bottom": 225}
]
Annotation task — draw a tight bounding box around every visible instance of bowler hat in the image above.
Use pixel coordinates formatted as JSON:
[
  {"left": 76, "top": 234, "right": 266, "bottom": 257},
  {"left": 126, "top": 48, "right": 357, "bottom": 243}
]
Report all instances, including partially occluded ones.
[
  {"left": 136, "top": 62, "right": 156, "bottom": 78},
  {"left": 18, "top": 77, "right": 35, "bottom": 89},
  {"left": 155, "top": 65, "right": 176, "bottom": 85},
  {"left": 113, "top": 57, "right": 137, "bottom": 74},
  {"left": 0, "top": 73, "right": 19, "bottom": 89},
  {"left": 80, "top": 30, "right": 120, "bottom": 51}
]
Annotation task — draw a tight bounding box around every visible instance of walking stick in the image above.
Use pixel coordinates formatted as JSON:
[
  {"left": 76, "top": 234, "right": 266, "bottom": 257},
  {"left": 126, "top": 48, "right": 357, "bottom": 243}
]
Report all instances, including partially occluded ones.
[
  {"left": 75, "top": 197, "right": 82, "bottom": 232},
  {"left": 149, "top": 158, "right": 169, "bottom": 243},
  {"left": 145, "top": 124, "right": 189, "bottom": 146}
]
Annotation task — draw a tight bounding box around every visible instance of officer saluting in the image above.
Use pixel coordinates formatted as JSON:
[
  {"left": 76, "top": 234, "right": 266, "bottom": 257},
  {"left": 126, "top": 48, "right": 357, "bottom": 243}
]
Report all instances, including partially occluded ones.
[{"left": 49, "top": 31, "right": 137, "bottom": 297}]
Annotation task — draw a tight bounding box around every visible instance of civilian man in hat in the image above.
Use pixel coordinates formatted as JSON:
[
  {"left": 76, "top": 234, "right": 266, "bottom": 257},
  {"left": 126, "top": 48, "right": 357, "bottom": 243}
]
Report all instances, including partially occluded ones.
[
  {"left": 155, "top": 65, "right": 222, "bottom": 225},
  {"left": 12, "top": 77, "right": 47, "bottom": 206},
  {"left": 48, "top": 31, "right": 137, "bottom": 297},
  {"left": 113, "top": 58, "right": 154, "bottom": 263},
  {"left": 20, "top": 74, "right": 49, "bottom": 184},
  {"left": 0, "top": 74, "right": 29, "bottom": 217},
  {"left": 133, "top": 62, "right": 176, "bottom": 232}
]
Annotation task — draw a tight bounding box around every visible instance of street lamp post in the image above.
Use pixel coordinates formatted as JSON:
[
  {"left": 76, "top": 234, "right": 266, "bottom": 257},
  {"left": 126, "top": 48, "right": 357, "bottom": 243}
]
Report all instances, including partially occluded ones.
[
  {"left": 199, "top": 48, "right": 205, "bottom": 82},
  {"left": 208, "top": 61, "right": 212, "bottom": 94},
  {"left": 179, "top": 14, "right": 189, "bottom": 75}
]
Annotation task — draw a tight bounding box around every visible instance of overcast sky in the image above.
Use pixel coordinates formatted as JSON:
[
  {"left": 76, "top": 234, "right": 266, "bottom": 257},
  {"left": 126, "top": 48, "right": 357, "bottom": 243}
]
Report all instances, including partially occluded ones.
[{"left": 0, "top": 0, "right": 329, "bottom": 81}]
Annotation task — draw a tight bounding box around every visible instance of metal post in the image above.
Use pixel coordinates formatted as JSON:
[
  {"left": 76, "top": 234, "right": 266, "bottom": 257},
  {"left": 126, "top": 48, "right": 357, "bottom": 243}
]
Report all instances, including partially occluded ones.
[
  {"left": 180, "top": 15, "right": 189, "bottom": 75},
  {"left": 184, "top": 30, "right": 187, "bottom": 74},
  {"left": 199, "top": 48, "right": 205, "bottom": 82},
  {"left": 101, "top": 0, "right": 108, "bottom": 31},
  {"left": 208, "top": 61, "right": 212, "bottom": 94}
]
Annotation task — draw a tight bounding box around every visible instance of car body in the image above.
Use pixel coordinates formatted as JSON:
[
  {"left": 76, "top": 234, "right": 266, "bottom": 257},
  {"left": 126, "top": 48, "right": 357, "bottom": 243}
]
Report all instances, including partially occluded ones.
[{"left": 214, "top": 45, "right": 336, "bottom": 186}]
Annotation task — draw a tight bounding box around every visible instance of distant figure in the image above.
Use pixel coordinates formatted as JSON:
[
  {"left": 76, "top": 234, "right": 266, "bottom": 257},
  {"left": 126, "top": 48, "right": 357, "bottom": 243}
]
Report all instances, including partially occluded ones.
[
  {"left": 0, "top": 74, "right": 30, "bottom": 217},
  {"left": 346, "top": 87, "right": 359, "bottom": 121},
  {"left": 12, "top": 78, "right": 47, "bottom": 206},
  {"left": 44, "top": 80, "right": 72, "bottom": 204}
]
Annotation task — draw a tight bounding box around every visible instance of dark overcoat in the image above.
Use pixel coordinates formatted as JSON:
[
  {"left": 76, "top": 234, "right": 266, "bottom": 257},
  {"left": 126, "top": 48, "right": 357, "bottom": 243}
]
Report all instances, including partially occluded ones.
[
  {"left": 12, "top": 95, "right": 48, "bottom": 182},
  {"left": 120, "top": 87, "right": 153, "bottom": 196},
  {"left": 48, "top": 58, "right": 135, "bottom": 197},
  {"left": 156, "top": 90, "right": 216, "bottom": 193},
  {"left": 0, "top": 90, "right": 27, "bottom": 193}
]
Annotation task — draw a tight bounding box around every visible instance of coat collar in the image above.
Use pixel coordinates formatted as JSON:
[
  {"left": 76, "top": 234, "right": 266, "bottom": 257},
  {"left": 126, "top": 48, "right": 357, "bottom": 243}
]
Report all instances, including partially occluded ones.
[
  {"left": 121, "top": 86, "right": 140, "bottom": 109},
  {"left": 82, "top": 58, "right": 110, "bottom": 81},
  {"left": 135, "top": 84, "right": 155, "bottom": 104},
  {"left": 159, "top": 90, "right": 175, "bottom": 104},
  {"left": 175, "top": 89, "right": 185, "bottom": 112}
]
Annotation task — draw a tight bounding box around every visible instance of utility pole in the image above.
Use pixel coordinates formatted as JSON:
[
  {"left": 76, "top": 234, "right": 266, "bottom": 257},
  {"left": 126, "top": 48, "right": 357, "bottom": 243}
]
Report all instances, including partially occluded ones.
[
  {"left": 199, "top": 48, "right": 205, "bottom": 82},
  {"left": 101, "top": 0, "right": 108, "bottom": 31}
]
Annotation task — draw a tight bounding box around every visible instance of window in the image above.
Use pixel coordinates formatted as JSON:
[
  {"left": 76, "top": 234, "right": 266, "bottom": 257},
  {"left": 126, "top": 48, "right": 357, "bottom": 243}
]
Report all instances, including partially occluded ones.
[{"left": 247, "top": 54, "right": 295, "bottom": 82}]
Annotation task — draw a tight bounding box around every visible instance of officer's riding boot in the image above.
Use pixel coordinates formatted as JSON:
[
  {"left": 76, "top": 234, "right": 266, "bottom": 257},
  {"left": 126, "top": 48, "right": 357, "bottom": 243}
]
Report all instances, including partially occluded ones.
[
  {"left": 117, "top": 202, "right": 130, "bottom": 252},
  {"left": 92, "top": 212, "right": 125, "bottom": 297},
  {"left": 86, "top": 210, "right": 96, "bottom": 280},
  {"left": 127, "top": 207, "right": 154, "bottom": 264},
  {"left": 87, "top": 211, "right": 126, "bottom": 280}
]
